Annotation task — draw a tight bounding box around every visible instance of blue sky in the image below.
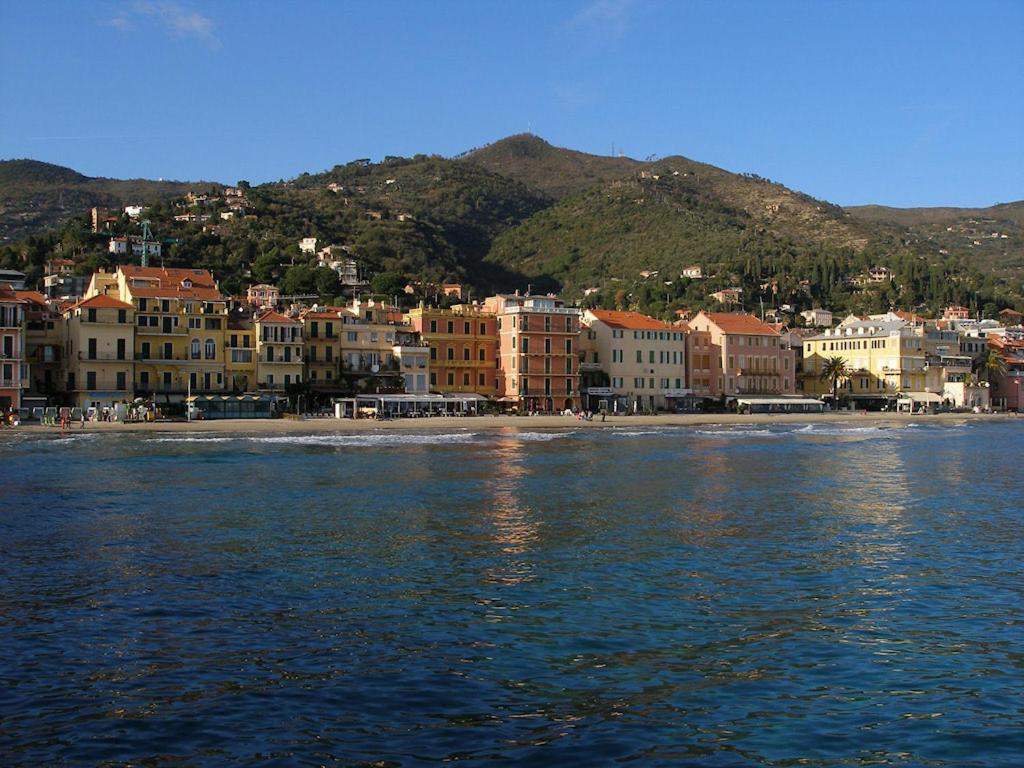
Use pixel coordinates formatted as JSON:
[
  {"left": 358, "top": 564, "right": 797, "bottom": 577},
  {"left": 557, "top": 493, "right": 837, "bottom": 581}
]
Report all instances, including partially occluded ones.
[{"left": 1, "top": 0, "right": 1021, "bottom": 207}]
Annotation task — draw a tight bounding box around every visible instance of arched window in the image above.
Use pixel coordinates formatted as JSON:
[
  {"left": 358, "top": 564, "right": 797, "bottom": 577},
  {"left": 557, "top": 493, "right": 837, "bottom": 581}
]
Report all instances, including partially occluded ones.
[
  {"left": 205, "top": 338, "right": 216, "bottom": 360},
  {"left": 190, "top": 338, "right": 200, "bottom": 359}
]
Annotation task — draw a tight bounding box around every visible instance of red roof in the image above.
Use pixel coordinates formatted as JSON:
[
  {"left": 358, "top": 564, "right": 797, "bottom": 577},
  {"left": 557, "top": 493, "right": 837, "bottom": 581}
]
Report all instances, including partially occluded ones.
[
  {"left": 256, "top": 309, "right": 301, "bottom": 325},
  {"left": 119, "top": 265, "right": 224, "bottom": 301},
  {"left": 14, "top": 290, "right": 49, "bottom": 307},
  {"left": 587, "top": 309, "right": 677, "bottom": 331},
  {"left": 698, "top": 312, "right": 781, "bottom": 336},
  {"left": 65, "top": 294, "right": 134, "bottom": 312}
]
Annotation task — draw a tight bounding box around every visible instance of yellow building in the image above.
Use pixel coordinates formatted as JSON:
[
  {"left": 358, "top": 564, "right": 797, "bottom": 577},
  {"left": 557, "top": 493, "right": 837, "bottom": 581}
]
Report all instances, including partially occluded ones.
[
  {"left": 302, "top": 308, "right": 345, "bottom": 389},
  {"left": 255, "top": 310, "right": 304, "bottom": 392},
  {"left": 61, "top": 293, "right": 135, "bottom": 408},
  {"left": 85, "top": 266, "right": 230, "bottom": 399},
  {"left": 800, "top": 317, "right": 957, "bottom": 407},
  {"left": 225, "top": 315, "right": 256, "bottom": 392}
]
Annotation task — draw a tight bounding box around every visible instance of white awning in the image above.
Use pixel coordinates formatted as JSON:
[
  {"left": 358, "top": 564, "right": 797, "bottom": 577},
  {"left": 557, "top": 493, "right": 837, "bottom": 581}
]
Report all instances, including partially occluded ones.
[
  {"left": 736, "top": 397, "right": 825, "bottom": 406},
  {"left": 897, "top": 391, "right": 943, "bottom": 403}
]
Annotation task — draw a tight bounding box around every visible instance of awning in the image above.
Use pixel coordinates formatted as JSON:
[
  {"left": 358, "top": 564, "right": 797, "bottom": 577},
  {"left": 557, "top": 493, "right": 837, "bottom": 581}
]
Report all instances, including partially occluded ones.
[
  {"left": 735, "top": 397, "right": 825, "bottom": 406},
  {"left": 898, "top": 391, "right": 943, "bottom": 403}
]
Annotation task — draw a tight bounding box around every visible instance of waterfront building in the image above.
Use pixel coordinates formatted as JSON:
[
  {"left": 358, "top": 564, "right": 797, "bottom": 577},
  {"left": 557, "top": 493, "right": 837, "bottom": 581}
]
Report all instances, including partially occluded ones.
[
  {"left": 391, "top": 330, "right": 432, "bottom": 395},
  {"left": 0, "top": 288, "right": 27, "bottom": 411},
  {"left": 255, "top": 310, "right": 303, "bottom": 392},
  {"left": 579, "top": 309, "right": 688, "bottom": 413},
  {"left": 225, "top": 314, "right": 256, "bottom": 393},
  {"left": 687, "top": 312, "right": 796, "bottom": 398},
  {"left": 405, "top": 303, "right": 498, "bottom": 396},
  {"left": 61, "top": 293, "right": 135, "bottom": 409},
  {"left": 685, "top": 324, "right": 723, "bottom": 400},
  {"left": 302, "top": 308, "right": 345, "bottom": 389},
  {"left": 483, "top": 293, "right": 579, "bottom": 413},
  {"left": 16, "top": 291, "right": 62, "bottom": 400},
  {"left": 98, "top": 266, "right": 230, "bottom": 400},
  {"left": 988, "top": 336, "right": 1024, "bottom": 411}
]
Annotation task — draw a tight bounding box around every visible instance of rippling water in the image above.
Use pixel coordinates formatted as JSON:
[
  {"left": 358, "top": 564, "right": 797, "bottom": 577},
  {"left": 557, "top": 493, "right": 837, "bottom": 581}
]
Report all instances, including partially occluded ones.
[{"left": 2, "top": 421, "right": 1023, "bottom": 766}]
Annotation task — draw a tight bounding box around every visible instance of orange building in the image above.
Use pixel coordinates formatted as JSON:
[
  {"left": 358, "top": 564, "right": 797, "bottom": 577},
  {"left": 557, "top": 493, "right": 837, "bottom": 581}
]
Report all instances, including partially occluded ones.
[
  {"left": 405, "top": 303, "right": 498, "bottom": 395},
  {"left": 483, "top": 293, "right": 579, "bottom": 412}
]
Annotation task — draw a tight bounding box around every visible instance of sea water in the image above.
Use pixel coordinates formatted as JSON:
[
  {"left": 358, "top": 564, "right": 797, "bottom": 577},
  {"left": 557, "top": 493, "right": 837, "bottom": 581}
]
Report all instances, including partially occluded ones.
[{"left": 1, "top": 421, "right": 1022, "bottom": 766}]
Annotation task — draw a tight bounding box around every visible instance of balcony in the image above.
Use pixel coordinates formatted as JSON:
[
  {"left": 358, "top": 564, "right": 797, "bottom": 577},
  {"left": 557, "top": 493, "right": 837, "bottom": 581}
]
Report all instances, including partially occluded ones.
[
  {"left": 78, "top": 352, "right": 132, "bottom": 362},
  {"left": 0, "top": 378, "right": 21, "bottom": 388}
]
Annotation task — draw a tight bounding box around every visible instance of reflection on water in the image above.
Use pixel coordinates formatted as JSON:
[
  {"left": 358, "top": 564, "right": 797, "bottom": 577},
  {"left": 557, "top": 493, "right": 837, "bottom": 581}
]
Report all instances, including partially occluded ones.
[{"left": 1, "top": 422, "right": 1023, "bottom": 766}]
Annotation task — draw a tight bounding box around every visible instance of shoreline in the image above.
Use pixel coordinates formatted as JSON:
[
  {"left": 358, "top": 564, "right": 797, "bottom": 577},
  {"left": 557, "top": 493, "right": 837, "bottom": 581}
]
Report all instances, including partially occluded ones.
[{"left": 7, "top": 411, "right": 1017, "bottom": 436}]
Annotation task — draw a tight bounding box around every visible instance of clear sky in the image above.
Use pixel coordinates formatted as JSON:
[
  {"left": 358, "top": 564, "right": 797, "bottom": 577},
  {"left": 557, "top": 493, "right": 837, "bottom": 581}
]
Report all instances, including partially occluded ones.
[{"left": 1, "top": 0, "right": 1021, "bottom": 208}]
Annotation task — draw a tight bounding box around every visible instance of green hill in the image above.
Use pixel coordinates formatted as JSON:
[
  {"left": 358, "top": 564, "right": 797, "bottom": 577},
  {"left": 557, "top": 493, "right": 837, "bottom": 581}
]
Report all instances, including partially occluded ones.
[{"left": 0, "top": 159, "right": 214, "bottom": 243}]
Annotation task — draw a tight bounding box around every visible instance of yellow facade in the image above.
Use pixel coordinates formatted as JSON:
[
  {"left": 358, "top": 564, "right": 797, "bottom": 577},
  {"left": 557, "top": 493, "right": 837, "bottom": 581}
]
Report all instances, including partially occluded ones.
[
  {"left": 225, "top": 318, "right": 257, "bottom": 393},
  {"left": 61, "top": 295, "right": 135, "bottom": 408}
]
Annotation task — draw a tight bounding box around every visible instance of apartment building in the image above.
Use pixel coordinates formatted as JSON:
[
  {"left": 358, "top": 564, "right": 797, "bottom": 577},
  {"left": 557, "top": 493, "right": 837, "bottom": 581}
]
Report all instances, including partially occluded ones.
[
  {"left": 0, "top": 288, "right": 27, "bottom": 411},
  {"left": 484, "top": 293, "right": 579, "bottom": 413},
  {"left": 687, "top": 312, "right": 796, "bottom": 398},
  {"left": 580, "top": 309, "right": 687, "bottom": 413},
  {"left": 61, "top": 294, "right": 135, "bottom": 408},
  {"left": 405, "top": 303, "right": 498, "bottom": 395},
  {"left": 255, "top": 310, "right": 303, "bottom": 391}
]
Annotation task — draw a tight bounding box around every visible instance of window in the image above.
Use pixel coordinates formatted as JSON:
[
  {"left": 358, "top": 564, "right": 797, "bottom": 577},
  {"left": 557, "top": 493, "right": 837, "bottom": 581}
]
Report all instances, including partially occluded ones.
[
  {"left": 140, "top": 371, "right": 149, "bottom": 388},
  {"left": 464, "top": 321, "right": 470, "bottom": 335},
  {"left": 86, "top": 371, "right": 96, "bottom": 390},
  {"left": 163, "top": 371, "right": 172, "bottom": 389},
  {"left": 447, "top": 346, "right": 454, "bottom": 361},
  {"left": 311, "top": 321, "right": 319, "bottom": 338},
  {"left": 347, "top": 331, "right": 358, "bottom": 342},
  {"left": 479, "top": 348, "right": 485, "bottom": 361},
  {"left": 430, "top": 347, "right": 437, "bottom": 361},
  {"left": 521, "top": 337, "right": 528, "bottom": 353},
  {"left": 191, "top": 338, "right": 201, "bottom": 359},
  {"left": 636, "top": 350, "right": 643, "bottom": 363},
  {"left": 116, "top": 371, "right": 126, "bottom": 391},
  {"left": 430, "top": 372, "right": 437, "bottom": 385},
  {"left": 205, "top": 339, "right": 215, "bottom": 360},
  {"left": 117, "top": 309, "right": 127, "bottom": 324},
  {"left": 87, "top": 308, "right": 97, "bottom": 323},
  {"left": 447, "top": 372, "right": 455, "bottom": 386},
  {"left": 141, "top": 342, "right": 150, "bottom": 360},
  {"left": 116, "top": 338, "right": 126, "bottom": 360},
  {"left": 163, "top": 342, "right": 173, "bottom": 360},
  {"left": 566, "top": 339, "right": 572, "bottom": 354},
  {"left": 544, "top": 338, "right": 551, "bottom": 354},
  {"left": 463, "top": 372, "right": 470, "bottom": 385},
  {"left": 430, "top": 319, "right": 437, "bottom": 333},
  {"left": 480, "top": 323, "right": 486, "bottom": 335},
  {"left": 463, "top": 347, "right": 470, "bottom": 361},
  {"left": 87, "top": 338, "right": 97, "bottom": 360},
  {"left": 447, "top": 320, "right": 454, "bottom": 334},
  {"left": 479, "top": 373, "right": 485, "bottom": 386}
]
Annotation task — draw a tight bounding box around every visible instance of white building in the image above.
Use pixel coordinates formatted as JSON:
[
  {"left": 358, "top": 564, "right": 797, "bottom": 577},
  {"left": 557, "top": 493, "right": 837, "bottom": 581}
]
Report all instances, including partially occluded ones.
[{"left": 800, "top": 308, "right": 833, "bottom": 327}]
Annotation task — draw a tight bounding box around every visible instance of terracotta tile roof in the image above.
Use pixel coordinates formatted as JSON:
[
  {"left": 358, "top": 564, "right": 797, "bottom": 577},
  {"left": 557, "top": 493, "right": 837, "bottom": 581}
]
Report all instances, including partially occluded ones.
[
  {"left": 14, "top": 290, "right": 48, "bottom": 307},
  {"left": 256, "top": 309, "right": 301, "bottom": 325},
  {"left": 0, "top": 288, "right": 26, "bottom": 303},
  {"left": 119, "top": 265, "right": 224, "bottom": 301},
  {"left": 65, "top": 294, "right": 135, "bottom": 312},
  {"left": 893, "top": 310, "right": 928, "bottom": 323},
  {"left": 699, "top": 312, "right": 781, "bottom": 336},
  {"left": 587, "top": 309, "right": 677, "bottom": 331}
]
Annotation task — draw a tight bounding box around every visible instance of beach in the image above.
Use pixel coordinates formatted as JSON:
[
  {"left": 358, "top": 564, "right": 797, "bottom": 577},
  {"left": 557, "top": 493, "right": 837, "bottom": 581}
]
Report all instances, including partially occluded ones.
[{"left": 10, "top": 410, "right": 1016, "bottom": 435}]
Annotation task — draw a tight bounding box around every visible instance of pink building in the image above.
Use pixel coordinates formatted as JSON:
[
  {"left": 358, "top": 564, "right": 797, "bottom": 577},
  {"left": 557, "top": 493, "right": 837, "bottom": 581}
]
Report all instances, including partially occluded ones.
[
  {"left": 247, "top": 284, "right": 280, "bottom": 309},
  {"left": 989, "top": 337, "right": 1024, "bottom": 412},
  {"left": 686, "top": 311, "right": 796, "bottom": 397},
  {"left": 483, "top": 293, "right": 579, "bottom": 413}
]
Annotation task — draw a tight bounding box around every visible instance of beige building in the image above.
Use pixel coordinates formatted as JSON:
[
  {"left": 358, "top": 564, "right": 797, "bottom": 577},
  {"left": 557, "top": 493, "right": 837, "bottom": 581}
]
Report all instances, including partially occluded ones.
[
  {"left": 255, "top": 310, "right": 304, "bottom": 392},
  {"left": 687, "top": 312, "right": 797, "bottom": 397},
  {"left": 61, "top": 294, "right": 135, "bottom": 408},
  {"left": 225, "top": 314, "right": 257, "bottom": 392},
  {"left": 580, "top": 309, "right": 688, "bottom": 413}
]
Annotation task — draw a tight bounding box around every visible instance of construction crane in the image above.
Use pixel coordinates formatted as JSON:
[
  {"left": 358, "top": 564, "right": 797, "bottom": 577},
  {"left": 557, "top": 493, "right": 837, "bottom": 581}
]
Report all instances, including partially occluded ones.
[{"left": 141, "top": 220, "right": 155, "bottom": 268}]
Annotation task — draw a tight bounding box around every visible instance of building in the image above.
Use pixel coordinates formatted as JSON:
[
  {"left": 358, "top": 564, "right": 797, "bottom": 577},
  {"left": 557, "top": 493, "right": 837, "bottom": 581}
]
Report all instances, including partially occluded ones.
[
  {"left": 225, "top": 314, "right": 257, "bottom": 393},
  {"left": 16, "top": 291, "right": 62, "bottom": 400},
  {"left": 405, "top": 303, "right": 498, "bottom": 396},
  {"left": 0, "top": 269, "right": 28, "bottom": 290},
  {"left": 61, "top": 294, "right": 135, "bottom": 409},
  {"left": 687, "top": 312, "right": 796, "bottom": 398},
  {"left": 255, "top": 310, "right": 304, "bottom": 392},
  {"left": 98, "top": 266, "right": 230, "bottom": 400},
  {"left": 800, "top": 308, "right": 833, "bottom": 327},
  {"left": 0, "top": 288, "right": 27, "bottom": 412},
  {"left": 988, "top": 336, "right": 1024, "bottom": 411},
  {"left": 392, "top": 331, "right": 432, "bottom": 395},
  {"left": 579, "top": 309, "right": 688, "bottom": 413},
  {"left": 299, "top": 237, "right": 318, "bottom": 255},
  {"left": 710, "top": 288, "right": 743, "bottom": 306},
  {"left": 681, "top": 265, "right": 703, "bottom": 279},
  {"left": 302, "top": 308, "right": 346, "bottom": 389},
  {"left": 108, "top": 236, "right": 162, "bottom": 259},
  {"left": 943, "top": 305, "right": 972, "bottom": 321},
  {"left": 246, "top": 283, "right": 280, "bottom": 309},
  {"left": 483, "top": 293, "right": 579, "bottom": 413},
  {"left": 799, "top": 317, "right": 973, "bottom": 408}
]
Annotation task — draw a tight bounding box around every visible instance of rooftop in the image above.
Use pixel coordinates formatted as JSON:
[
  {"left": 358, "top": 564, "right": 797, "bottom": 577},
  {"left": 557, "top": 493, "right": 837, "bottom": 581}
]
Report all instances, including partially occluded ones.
[{"left": 586, "top": 309, "right": 677, "bottom": 332}]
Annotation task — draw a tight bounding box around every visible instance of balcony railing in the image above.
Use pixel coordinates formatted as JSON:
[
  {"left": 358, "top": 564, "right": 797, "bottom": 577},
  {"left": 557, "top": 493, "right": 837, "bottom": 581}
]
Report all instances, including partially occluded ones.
[{"left": 78, "top": 352, "right": 132, "bottom": 361}]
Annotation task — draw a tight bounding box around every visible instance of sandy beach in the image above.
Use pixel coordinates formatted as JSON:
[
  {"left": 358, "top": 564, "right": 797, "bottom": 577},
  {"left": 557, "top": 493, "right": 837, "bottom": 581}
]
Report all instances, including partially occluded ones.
[{"left": 9, "top": 410, "right": 1017, "bottom": 436}]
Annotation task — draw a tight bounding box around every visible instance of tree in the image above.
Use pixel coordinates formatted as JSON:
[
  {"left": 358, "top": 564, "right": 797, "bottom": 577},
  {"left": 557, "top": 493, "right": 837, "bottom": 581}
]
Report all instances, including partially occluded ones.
[
  {"left": 313, "top": 266, "right": 341, "bottom": 298},
  {"left": 972, "top": 348, "right": 1007, "bottom": 383},
  {"left": 370, "top": 271, "right": 407, "bottom": 297},
  {"left": 819, "top": 355, "right": 851, "bottom": 407}
]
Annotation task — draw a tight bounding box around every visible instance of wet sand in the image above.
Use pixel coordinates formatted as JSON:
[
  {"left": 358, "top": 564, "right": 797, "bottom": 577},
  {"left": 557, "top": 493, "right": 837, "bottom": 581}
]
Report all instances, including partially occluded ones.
[{"left": 10, "top": 411, "right": 1016, "bottom": 435}]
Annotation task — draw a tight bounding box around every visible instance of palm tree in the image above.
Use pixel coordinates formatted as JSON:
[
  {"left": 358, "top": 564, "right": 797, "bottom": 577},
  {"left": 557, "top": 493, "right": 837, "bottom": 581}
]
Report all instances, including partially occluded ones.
[
  {"left": 972, "top": 348, "right": 1007, "bottom": 383},
  {"left": 819, "top": 355, "right": 851, "bottom": 408}
]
